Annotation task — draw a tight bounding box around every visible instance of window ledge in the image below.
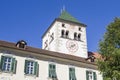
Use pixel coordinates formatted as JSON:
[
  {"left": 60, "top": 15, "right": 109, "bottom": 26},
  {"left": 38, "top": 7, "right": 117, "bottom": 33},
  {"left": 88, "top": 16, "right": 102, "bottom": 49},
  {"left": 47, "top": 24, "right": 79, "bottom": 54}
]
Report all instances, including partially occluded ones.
[
  {"left": 0, "top": 71, "right": 14, "bottom": 76},
  {"left": 48, "top": 77, "right": 58, "bottom": 80}
]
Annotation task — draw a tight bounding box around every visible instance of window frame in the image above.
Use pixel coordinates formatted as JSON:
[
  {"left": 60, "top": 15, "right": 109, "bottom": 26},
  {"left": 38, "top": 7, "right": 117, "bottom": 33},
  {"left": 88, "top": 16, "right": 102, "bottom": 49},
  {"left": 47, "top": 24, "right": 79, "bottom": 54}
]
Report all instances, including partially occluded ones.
[
  {"left": 86, "top": 70, "right": 97, "bottom": 80},
  {"left": 48, "top": 63, "right": 57, "bottom": 78},
  {"left": 0, "top": 55, "right": 17, "bottom": 73},
  {"left": 69, "top": 67, "right": 76, "bottom": 80},
  {"left": 24, "top": 59, "right": 39, "bottom": 77}
]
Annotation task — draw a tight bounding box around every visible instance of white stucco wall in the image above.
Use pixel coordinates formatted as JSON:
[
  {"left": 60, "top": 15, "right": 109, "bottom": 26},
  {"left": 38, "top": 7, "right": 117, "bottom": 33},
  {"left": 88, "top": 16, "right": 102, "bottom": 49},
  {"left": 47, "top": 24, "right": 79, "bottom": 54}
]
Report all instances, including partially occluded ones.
[
  {"left": 42, "top": 20, "right": 88, "bottom": 58},
  {"left": 0, "top": 52, "right": 103, "bottom": 80}
]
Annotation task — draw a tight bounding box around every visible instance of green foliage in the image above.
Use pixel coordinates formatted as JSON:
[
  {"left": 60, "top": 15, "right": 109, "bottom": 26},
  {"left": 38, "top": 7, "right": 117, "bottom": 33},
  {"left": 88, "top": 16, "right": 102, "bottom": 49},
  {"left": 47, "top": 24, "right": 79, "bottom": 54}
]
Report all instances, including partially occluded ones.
[{"left": 98, "top": 17, "right": 120, "bottom": 80}]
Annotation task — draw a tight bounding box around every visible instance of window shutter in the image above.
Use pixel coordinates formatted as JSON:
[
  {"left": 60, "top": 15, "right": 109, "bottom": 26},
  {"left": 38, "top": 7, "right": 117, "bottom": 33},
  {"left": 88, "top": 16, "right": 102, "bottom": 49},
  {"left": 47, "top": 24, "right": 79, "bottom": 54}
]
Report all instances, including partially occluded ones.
[
  {"left": 69, "top": 68, "right": 76, "bottom": 80},
  {"left": 73, "top": 68, "right": 76, "bottom": 80},
  {"left": 0, "top": 56, "right": 5, "bottom": 70},
  {"left": 36, "top": 63, "right": 39, "bottom": 77},
  {"left": 13, "top": 59, "right": 17, "bottom": 74},
  {"left": 11, "top": 58, "right": 15, "bottom": 72},
  {"left": 93, "top": 72, "right": 97, "bottom": 80},
  {"left": 24, "top": 60, "right": 28, "bottom": 74},
  {"left": 34, "top": 62, "right": 39, "bottom": 76},
  {"left": 69, "top": 68, "right": 72, "bottom": 80},
  {"left": 72, "top": 68, "right": 76, "bottom": 80},
  {"left": 86, "top": 71, "right": 89, "bottom": 80},
  {"left": 49, "top": 64, "right": 52, "bottom": 77},
  {"left": 53, "top": 65, "right": 56, "bottom": 78},
  {"left": 11, "top": 58, "right": 17, "bottom": 73}
]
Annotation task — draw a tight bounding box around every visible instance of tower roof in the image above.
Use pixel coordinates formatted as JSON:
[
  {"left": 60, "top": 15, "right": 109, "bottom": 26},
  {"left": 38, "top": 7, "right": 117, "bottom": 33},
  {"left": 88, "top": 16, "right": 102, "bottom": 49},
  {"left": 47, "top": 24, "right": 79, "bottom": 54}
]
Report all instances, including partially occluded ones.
[{"left": 59, "top": 10, "right": 80, "bottom": 23}]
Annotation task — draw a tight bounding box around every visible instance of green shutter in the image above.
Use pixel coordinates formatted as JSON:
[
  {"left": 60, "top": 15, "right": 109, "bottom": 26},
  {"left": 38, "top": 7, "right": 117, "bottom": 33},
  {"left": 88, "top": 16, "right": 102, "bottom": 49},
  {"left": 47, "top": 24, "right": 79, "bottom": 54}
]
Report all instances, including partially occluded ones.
[
  {"left": 93, "top": 72, "right": 97, "bottom": 80},
  {"left": 0, "top": 56, "right": 5, "bottom": 70},
  {"left": 86, "top": 71, "right": 89, "bottom": 80},
  {"left": 69, "top": 68, "right": 76, "bottom": 80},
  {"left": 13, "top": 59, "right": 17, "bottom": 74},
  {"left": 69, "top": 68, "right": 72, "bottom": 80},
  {"left": 24, "top": 60, "right": 28, "bottom": 74},
  {"left": 11, "top": 58, "right": 17, "bottom": 73},
  {"left": 36, "top": 63, "right": 39, "bottom": 77},
  {"left": 53, "top": 65, "right": 56, "bottom": 78},
  {"left": 49, "top": 64, "right": 52, "bottom": 78},
  {"left": 11, "top": 58, "right": 15, "bottom": 72},
  {"left": 34, "top": 62, "right": 39, "bottom": 76},
  {"left": 49, "top": 64, "right": 56, "bottom": 78},
  {"left": 34, "top": 62, "right": 37, "bottom": 75}
]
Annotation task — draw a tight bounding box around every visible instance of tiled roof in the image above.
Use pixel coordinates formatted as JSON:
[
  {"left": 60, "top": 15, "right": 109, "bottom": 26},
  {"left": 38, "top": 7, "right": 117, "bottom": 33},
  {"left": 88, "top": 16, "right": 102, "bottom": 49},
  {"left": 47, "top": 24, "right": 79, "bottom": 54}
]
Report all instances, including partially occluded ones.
[
  {"left": 0, "top": 40, "right": 96, "bottom": 66},
  {"left": 88, "top": 52, "right": 102, "bottom": 59},
  {"left": 59, "top": 10, "right": 80, "bottom": 23}
]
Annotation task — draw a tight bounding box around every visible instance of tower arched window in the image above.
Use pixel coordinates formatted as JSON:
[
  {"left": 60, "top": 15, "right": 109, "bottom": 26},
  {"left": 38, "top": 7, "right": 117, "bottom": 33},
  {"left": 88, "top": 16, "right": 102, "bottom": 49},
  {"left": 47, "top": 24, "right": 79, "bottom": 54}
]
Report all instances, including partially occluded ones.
[
  {"left": 61, "top": 30, "right": 65, "bottom": 37},
  {"left": 66, "top": 31, "right": 69, "bottom": 38},
  {"left": 78, "top": 33, "right": 81, "bottom": 41},
  {"left": 74, "top": 32, "right": 77, "bottom": 40}
]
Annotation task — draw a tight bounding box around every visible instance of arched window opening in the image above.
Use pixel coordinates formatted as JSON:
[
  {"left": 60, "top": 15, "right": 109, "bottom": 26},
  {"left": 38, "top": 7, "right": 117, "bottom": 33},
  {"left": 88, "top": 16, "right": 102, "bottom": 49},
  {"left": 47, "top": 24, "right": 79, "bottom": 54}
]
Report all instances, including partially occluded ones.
[
  {"left": 61, "top": 30, "right": 65, "bottom": 37},
  {"left": 62, "top": 23, "right": 65, "bottom": 27},
  {"left": 66, "top": 31, "right": 69, "bottom": 38},
  {"left": 74, "top": 33, "right": 77, "bottom": 40},
  {"left": 78, "top": 33, "right": 81, "bottom": 41},
  {"left": 79, "top": 27, "right": 81, "bottom": 31}
]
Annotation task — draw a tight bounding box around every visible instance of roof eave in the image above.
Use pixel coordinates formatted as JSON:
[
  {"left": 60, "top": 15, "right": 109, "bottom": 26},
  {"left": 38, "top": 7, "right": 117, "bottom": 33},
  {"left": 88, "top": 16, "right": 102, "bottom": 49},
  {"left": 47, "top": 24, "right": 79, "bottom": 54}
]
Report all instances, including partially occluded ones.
[
  {"left": 42, "top": 18, "right": 87, "bottom": 39},
  {"left": 56, "top": 18, "right": 87, "bottom": 27}
]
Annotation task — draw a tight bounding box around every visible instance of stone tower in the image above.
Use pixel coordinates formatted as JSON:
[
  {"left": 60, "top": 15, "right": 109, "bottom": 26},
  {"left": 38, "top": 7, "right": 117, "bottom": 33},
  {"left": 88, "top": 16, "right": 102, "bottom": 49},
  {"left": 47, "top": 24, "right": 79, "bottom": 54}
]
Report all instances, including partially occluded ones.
[{"left": 42, "top": 10, "right": 88, "bottom": 58}]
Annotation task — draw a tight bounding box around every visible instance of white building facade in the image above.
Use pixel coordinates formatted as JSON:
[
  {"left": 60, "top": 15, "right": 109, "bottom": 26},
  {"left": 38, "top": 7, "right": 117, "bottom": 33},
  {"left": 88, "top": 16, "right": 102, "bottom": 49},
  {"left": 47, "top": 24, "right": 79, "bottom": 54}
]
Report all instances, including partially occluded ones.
[{"left": 0, "top": 11, "right": 103, "bottom": 80}]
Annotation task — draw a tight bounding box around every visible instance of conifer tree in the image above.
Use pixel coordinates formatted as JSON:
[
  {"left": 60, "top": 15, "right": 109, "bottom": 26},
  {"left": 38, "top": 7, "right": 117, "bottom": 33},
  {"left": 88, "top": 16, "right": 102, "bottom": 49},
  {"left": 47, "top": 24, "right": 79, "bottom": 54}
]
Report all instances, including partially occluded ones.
[{"left": 98, "top": 18, "right": 120, "bottom": 80}]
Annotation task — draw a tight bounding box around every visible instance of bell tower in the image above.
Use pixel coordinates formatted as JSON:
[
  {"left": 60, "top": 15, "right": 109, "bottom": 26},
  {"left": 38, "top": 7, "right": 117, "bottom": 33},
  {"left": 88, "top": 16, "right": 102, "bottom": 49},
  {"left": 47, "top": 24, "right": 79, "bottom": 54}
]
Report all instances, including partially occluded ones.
[{"left": 42, "top": 10, "right": 88, "bottom": 58}]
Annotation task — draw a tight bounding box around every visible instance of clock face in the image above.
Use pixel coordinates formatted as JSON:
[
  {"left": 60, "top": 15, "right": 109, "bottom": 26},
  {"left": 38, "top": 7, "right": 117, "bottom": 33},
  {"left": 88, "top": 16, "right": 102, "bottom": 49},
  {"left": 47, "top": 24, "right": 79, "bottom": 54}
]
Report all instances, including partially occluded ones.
[{"left": 66, "top": 40, "right": 78, "bottom": 52}]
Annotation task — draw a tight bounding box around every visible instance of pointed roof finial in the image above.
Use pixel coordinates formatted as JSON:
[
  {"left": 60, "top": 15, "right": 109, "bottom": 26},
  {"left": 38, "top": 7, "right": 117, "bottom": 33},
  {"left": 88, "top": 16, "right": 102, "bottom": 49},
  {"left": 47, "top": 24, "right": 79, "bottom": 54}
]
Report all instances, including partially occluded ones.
[
  {"left": 61, "top": 5, "right": 66, "bottom": 14},
  {"left": 63, "top": 5, "right": 65, "bottom": 11}
]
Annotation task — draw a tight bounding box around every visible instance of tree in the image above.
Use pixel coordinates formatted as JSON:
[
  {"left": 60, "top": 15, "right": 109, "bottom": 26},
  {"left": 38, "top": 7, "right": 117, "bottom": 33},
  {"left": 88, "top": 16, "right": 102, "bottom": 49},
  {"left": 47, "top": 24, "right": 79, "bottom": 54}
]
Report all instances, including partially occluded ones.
[{"left": 98, "top": 17, "right": 120, "bottom": 80}]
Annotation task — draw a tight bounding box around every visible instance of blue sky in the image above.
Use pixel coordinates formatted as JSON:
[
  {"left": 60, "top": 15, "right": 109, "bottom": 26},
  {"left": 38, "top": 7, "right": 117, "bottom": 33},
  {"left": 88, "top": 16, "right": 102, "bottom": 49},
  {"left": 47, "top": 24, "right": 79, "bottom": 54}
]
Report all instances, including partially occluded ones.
[{"left": 0, "top": 0, "right": 120, "bottom": 52}]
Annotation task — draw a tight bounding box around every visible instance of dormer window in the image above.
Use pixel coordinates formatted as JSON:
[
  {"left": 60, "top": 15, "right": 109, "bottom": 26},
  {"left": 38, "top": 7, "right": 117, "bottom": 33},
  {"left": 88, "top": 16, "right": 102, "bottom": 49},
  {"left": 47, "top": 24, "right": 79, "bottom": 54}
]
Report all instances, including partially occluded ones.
[
  {"left": 91, "top": 56, "right": 95, "bottom": 62},
  {"left": 16, "top": 40, "right": 27, "bottom": 49}
]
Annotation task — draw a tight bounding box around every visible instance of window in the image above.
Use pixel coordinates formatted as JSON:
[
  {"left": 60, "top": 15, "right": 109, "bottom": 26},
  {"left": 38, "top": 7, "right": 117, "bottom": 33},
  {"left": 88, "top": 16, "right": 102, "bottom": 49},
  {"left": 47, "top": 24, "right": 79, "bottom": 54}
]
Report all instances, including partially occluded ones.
[
  {"left": 61, "top": 30, "right": 65, "bottom": 37},
  {"left": 86, "top": 71, "right": 97, "bottom": 80},
  {"left": 16, "top": 40, "right": 27, "bottom": 49},
  {"left": 78, "top": 33, "right": 81, "bottom": 41},
  {"left": 69, "top": 67, "right": 76, "bottom": 80},
  {"left": 74, "top": 33, "right": 77, "bottom": 40},
  {"left": 62, "top": 23, "right": 65, "bottom": 27},
  {"left": 49, "top": 64, "right": 57, "bottom": 78},
  {"left": 0, "top": 56, "right": 17, "bottom": 73},
  {"left": 66, "top": 31, "right": 69, "bottom": 38},
  {"left": 24, "top": 60, "right": 39, "bottom": 76},
  {"left": 74, "top": 33, "right": 81, "bottom": 41},
  {"left": 61, "top": 30, "right": 69, "bottom": 38},
  {"left": 78, "top": 27, "right": 81, "bottom": 31}
]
